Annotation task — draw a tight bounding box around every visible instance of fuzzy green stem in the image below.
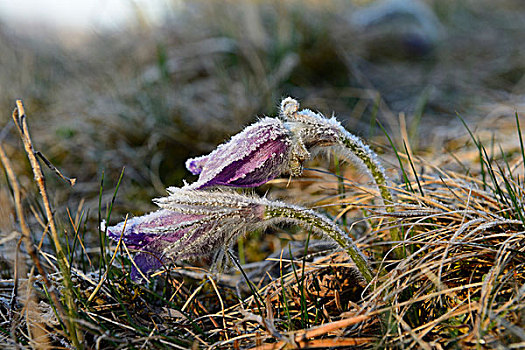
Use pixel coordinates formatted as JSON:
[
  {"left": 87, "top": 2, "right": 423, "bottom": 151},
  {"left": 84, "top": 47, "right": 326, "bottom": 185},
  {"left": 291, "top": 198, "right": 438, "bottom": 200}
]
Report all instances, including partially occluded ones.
[
  {"left": 339, "top": 134, "right": 404, "bottom": 258},
  {"left": 265, "top": 206, "right": 374, "bottom": 283},
  {"left": 341, "top": 138, "right": 392, "bottom": 205}
]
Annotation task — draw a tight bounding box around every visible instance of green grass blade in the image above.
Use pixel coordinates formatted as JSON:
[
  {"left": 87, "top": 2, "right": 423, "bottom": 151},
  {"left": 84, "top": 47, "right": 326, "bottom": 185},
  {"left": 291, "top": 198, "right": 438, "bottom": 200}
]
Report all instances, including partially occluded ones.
[
  {"left": 516, "top": 112, "right": 525, "bottom": 171},
  {"left": 457, "top": 113, "right": 487, "bottom": 189},
  {"left": 228, "top": 251, "right": 264, "bottom": 314},
  {"left": 104, "top": 167, "right": 125, "bottom": 270},
  {"left": 98, "top": 170, "right": 105, "bottom": 271},
  {"left": 377, "top": 120, "right": 414, "bottom": 193},
  {"left": 403, "top": 140, "right": 424, "bottom": 197}
]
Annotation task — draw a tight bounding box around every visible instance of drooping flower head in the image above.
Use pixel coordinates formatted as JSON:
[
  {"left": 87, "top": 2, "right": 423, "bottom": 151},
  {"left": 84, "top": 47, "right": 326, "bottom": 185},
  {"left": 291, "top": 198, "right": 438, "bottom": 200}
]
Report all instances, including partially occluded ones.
[
  {"left": 280, "top": 97, "right": 343, "bottom": 149},
  {"left": 280, "top": 97, "right": 345, "bottom": 174},
  {"left": 106, "top": 189, "right": 267, "bottom": 280},
  {"left": 182, "top": 97, "right": 392, "bottom": 215},
  {"left": 281, "top": 98, "right": 392, "bottom": 205},
  {"left": 183, "top": 98, "right": 353, "bottom": 190},
  {"left": 184, "top": 117, "right": 293, "bottom": 190},
  {"left": 107, "top": 188, "right": 373, "bottom": 283}
]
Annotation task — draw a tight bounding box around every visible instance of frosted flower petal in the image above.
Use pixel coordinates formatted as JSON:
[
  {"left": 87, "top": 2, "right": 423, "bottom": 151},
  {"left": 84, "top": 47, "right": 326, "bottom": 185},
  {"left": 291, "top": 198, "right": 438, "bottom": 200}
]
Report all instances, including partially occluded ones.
[
  {"left": 184, "top": 117, "right": 292, "bottom": 189},
  {"left": 106, "top": 209, "right": 207, "bottom": 279},
  {"left": 106, "top": 190, "right": 266, "bottom": 280}
]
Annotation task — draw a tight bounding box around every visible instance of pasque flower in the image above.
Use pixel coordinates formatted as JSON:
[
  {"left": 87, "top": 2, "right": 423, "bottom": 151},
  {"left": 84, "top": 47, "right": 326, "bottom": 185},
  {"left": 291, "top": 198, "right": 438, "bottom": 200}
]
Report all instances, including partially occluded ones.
[
  {"left": 184, "top": 98, "right": 393, "bottom": 208},
  {"left": 107, "top": 188, "right": 373, "bottom": 282},
  {"left": 106, "top": 189, "right": 267, "bottom": 280},
  {"left": 184, "top": 117, "right": 293, "bottom": 189}
]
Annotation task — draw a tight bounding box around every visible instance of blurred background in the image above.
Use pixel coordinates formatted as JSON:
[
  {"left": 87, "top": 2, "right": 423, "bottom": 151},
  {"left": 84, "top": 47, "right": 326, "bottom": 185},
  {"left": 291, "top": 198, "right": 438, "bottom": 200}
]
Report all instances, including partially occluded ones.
[{"left": 1, "top": 0, "right": 525, "bottom": 225}]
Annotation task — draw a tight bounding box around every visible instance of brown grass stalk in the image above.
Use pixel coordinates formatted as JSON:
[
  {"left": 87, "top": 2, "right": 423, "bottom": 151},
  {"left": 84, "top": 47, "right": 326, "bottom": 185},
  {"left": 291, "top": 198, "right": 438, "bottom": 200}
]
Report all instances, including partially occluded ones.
[{"left": 9, "top": 100, "right": 82, "bottom": 348}]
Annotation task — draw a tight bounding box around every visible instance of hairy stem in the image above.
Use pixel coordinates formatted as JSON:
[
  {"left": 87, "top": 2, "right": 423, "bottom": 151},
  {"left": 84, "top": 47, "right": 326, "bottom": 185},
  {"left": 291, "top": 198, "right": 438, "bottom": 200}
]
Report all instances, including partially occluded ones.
[
  {"left": 337, "top": 132, "right": 404, "bottom": 258},
  {"left": 265, "top": 205, "right": 374, "bottom": 283}
]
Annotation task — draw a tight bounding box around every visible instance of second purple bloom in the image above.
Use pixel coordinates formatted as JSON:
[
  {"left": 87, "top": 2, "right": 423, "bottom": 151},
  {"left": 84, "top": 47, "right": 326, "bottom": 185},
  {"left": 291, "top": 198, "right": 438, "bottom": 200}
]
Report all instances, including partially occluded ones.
[{"left": 184, "top": 117, "right": 292, "bottom": 189}]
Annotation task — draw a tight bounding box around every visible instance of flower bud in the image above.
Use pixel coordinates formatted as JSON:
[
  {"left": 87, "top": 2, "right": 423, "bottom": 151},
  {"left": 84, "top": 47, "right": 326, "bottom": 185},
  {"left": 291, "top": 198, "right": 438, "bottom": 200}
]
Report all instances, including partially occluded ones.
[
  {"left": 184, "top": 117, "right": 293, "bottom": 189},
  {"left": 106, "top": 189, "right": 266, "bottom": 280}
]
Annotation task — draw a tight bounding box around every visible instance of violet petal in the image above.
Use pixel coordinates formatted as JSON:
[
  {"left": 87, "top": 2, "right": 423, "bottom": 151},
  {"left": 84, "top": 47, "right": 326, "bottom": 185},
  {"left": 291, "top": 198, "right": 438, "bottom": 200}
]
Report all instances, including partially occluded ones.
[
  {"left": 184, "top": 118, "right": 291, "bottom": 189},
  {"left": 185, "top": 155, "right": 208, "bottom": 175},
  {"left": 130, "top": 252, "right": 164, "bottom": 281},
  {"left": 106, "top": 209, "right": 203, "bottom": 249}
]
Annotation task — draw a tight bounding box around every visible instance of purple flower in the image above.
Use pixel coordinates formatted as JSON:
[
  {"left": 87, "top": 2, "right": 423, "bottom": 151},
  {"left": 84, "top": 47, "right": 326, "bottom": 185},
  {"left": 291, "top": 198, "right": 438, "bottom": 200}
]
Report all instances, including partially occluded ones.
[
  {"left": 184, "top": 98, "right": 351, "bottom": 190},
  {"left": 106, "top": 189, "right": 266, "bottom": 281},
  {"left": 106, "top": 188, "right": 372, "bottom": 283},
  {"left": 184, "top": 117, "right": 293, "bottom": 189}
]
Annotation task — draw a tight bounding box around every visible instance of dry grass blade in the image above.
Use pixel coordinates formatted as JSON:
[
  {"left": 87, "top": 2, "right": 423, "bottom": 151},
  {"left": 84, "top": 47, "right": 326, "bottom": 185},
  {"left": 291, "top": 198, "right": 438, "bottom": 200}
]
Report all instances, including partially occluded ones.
[
  {"left": 251, "top": 336, "right": 375, "bottom": 350},
  {"left": 87, "top": 215, "right": 128, "bottom": 303}
]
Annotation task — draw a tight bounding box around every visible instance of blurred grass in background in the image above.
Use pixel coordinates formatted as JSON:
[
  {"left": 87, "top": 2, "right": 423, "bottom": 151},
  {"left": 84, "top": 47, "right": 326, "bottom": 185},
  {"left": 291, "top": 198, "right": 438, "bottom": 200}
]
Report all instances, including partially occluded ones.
[{"left": 1, "top": 0, "right": 524, "bottom": 217}]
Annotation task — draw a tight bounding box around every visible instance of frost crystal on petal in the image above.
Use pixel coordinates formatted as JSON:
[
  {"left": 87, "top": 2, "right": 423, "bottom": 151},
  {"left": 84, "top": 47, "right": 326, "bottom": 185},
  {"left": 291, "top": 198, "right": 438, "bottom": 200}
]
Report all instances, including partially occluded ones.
[
  {"left": 106, "top": 209, "right": 207, "bottom": 280},
  {"left": 185, "top": 155, "right": 209, "bottom": 175},
  {"left": 184, "top": 117, "right": 293, "bottom": 189}
]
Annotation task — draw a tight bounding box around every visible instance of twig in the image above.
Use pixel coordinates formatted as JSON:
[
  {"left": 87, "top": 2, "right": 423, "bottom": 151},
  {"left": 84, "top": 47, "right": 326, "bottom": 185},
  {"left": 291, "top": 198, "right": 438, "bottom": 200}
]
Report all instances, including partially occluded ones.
[
  {"left": 11, "top": 101, "right": 69, "bottom": 267},
  {"left": 295, "top": 314, "right": 370, "bottom": 341},
  {"left": 35, "top": 151, "right": 76, "bottom": 186},
  {"left": 252, "top": 337, "right": 375, "bottom": 350},
  {"left": 248, "top": 314, "right": 374, "bottom": 350}
]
